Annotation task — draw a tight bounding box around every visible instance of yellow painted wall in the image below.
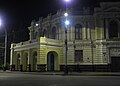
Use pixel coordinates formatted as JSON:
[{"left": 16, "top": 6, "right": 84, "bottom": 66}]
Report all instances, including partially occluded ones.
[{"left": 39, "top": 37, "right": 63, "bottom": 70}]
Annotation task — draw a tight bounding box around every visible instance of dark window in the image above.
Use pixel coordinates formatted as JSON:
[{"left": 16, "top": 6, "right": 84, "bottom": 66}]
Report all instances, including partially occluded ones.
[
  {"left": 34, "top": 32, "right": 38, "bottom": 39},
  {"left": 109, "top": 20, "right": 118, "bottom": 39},
  {"left": 75, "top": 24, "right": 82, "bottom": 40},
  {"left": 75, "top": 50, "right": 83, "bottom": 63}
]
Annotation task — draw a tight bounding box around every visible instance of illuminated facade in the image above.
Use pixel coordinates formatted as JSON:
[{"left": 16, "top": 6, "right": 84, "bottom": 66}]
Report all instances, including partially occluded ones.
[{"left": 10, "top": 2, "right": 120, "bottom": 72}]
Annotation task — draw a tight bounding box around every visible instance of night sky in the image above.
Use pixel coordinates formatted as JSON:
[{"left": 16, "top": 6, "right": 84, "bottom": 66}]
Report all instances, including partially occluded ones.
[{"left": 0, "top": 0, "right": 120, "bottom": 43}]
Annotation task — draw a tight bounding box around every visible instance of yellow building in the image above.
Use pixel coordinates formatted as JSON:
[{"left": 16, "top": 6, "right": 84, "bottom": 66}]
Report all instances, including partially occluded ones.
[{"left": 10, "top": 2, "right": 120, "bottom": 72}]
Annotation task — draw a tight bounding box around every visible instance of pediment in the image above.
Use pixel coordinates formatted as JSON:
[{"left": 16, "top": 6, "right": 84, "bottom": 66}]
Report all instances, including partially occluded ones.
[{"left": 103, "top": 7, "right": 120, "bottom": 12}]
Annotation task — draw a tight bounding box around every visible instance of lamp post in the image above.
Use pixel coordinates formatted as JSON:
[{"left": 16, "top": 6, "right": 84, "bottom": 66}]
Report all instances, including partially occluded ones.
[
  {"left": 64, "top": 18, "right": 70, "bottom": 74},
  {"left": 0, "top": 17, "right": 7, "bottom": 71},
  {"left": 4, "top": 28, "right": 7, "bottom": 71},
  {"left": 64, "top": 0, "right": 70, "bottom": 74}
]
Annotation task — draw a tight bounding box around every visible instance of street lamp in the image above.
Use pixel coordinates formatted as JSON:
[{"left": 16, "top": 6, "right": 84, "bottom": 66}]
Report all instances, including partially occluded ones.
[
  {"left": 64, "top": 0, "right": 71, "bottom": 75},
  {"left": 64, "top": 0, "right": 71, "bottom": 5},
  {"left": 65, "top": 20, "right": 70, "bottom": 25},
  {"left": 0, "top": 18, "right": 2, "bottom": 26},
  {"left": 36, "top": 23, "right": 38, "bottom": 26},
  {"left": 65, "top": 0, "right": 69, "bottom": 1},
  {"left": 64, "top": 18, "right": 70, "bottom": 74},
  {"left": 64, "top": 12, "right": 68, "bottom": 17},
  {"left": 0, "top": 17, "right": 7, "bottom": 71}
]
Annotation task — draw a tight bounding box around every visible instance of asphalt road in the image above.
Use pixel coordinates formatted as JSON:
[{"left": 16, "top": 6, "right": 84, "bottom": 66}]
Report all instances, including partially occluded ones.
[{"left": 0, "top": 73, "right": 120, "bottom": 86}]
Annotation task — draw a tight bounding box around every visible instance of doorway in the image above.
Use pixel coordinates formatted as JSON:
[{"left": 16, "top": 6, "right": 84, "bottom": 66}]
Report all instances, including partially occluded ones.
[
  {"left": 33, "top": 51, "right": 37, "bottom": 71},
  {"left": 47, "top": 51, "right": 58, "bottom": 71}
]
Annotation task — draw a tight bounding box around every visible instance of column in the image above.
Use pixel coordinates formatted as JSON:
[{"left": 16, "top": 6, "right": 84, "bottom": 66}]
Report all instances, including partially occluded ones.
[
  {"left": 83, "top": 25, "right": 87, "bottom": 40},
  {"left": 10, "top": 45, "right": 14, "bottom": 66},
  {"left": 28, "top": 50, "right": 30, "bottom": 64},
  {"left": 87, "top": 25, "right": 90, "bottom": 40},
  {"left": 101, "top": 19, "right": 105, "bottom": 39},
  {"left": 20, "top": 51, "right": 23, "bottom": 71},
  {"left": 28, "top": 49, "right": 31, "bottom": 71},
  {"left": 105, "top": 19, "right": 109, "bottom": 39},
  {"left": 20, "top": 51, "right": 22, "bottom": 64},
  {"left": 10, "top": 44, "right": 15, "bottom": 71}
]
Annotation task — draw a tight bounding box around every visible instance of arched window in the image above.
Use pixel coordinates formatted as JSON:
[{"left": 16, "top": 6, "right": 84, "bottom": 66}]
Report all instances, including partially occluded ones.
[
  {"left": 75, "top": 24, "right": 82, "bottom": 40},
  {"left": 51, "top": 27, "right": 57, "bottom": 39},
  {"left": 34, "top": 32, "right": 38, "bottom": 39},
  {"left": 109, "top": 20, "right": 119, "bottom": 39}
]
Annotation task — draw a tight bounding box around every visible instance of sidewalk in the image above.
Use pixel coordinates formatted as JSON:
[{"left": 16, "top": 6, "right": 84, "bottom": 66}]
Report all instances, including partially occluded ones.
[
  {"left": 1, "top": 70, "right": 120, "bottom": 76},
  {"left": 34, "top": 72, "right": 120, "bottom": 76}
]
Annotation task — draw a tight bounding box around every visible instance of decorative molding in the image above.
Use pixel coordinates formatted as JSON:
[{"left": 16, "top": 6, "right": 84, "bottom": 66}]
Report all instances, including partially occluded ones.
[{"left": 110, "top": 47, "right": 120, "bottom": 56}]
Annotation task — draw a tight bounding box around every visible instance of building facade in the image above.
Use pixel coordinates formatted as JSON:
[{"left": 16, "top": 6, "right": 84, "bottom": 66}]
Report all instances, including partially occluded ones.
[{"left": 10, "top": 2, "right": 120, "bottom": 72}]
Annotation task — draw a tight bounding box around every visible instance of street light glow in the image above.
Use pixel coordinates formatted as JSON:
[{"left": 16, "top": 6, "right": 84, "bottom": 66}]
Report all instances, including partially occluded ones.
[
  {"left": 0, "top": 16, "right": 7, "bottom": 70},
  {"left": 0, "top": 18, "right": 2, "bottom": 26},
  {"left": 65, "top": 20, "right": 70, "bottom": 26},
  {"left": 36, "top": 23, "right": 38, "bottom": 26},
  {"left": 64, "top": 12, "right": 68, "bottom": 17},
  {"left": 65, "top": 0, "right": 70, "bottom": 2}
]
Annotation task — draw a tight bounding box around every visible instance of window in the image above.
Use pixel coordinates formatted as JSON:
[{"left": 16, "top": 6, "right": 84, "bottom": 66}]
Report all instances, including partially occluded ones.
[
  {"left": 75, "top": 24, "right": 82, "bottom": 40},
  {"left": 75, "top": 50, "right": 83, "bottom": 63},
  {"left": 109, "top": 20, "right": 119, "bottom": 39},
  {"left": 51, "top": 27, "right": 57, "bottom": 39},
  {"left": 34, "top": 32, "right": 38, "bottom": 39}
]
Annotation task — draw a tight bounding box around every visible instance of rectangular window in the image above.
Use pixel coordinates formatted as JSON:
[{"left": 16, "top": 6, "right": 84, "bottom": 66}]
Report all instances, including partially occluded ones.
[
  {"left": 75, "top": 50, "right": 83, "bottom": 63},
  {"left": 75, "top": 28, "right": 78, "bottom": 39},
  {"left": 75, "top": 28, "right": 82, "bottom": 40},
  {"left": 79, "top": 29, "right": 82, "bottom": 39}
]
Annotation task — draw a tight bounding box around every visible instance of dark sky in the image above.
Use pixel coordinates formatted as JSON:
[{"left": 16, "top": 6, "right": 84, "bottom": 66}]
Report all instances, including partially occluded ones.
[{"left": 0, "top": 0, "right": 120, "bottom": 42}]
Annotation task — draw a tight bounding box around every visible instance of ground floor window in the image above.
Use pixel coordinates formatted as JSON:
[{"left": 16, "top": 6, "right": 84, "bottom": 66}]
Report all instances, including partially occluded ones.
[{"left": 75, "top": 50, "right": 83, "bottom": 63}]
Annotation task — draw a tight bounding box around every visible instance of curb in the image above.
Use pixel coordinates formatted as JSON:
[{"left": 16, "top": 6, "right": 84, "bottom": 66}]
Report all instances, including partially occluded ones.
[{"left": 1, "top": 71, "right": 120, "bottom": 76}]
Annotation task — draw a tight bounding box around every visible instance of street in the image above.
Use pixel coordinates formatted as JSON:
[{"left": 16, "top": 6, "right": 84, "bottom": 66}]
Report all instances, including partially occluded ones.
[{"left": 0, "top": 72, "right": 120, "bottom": 86}]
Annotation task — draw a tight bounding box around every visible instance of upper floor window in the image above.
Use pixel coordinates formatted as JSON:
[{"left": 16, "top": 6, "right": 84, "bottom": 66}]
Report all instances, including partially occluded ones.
[
  {"left": 75, "top": 24, "right": 82, "bottom": 40},
  {"left": 34, "top": 32, "right": 38, "bottom": 39},
  {"left": 109, "top": 20, "right": 119, "bottom": 39},
  {"left": 51, "top": 27, "right": 57, "bottom": 39}
]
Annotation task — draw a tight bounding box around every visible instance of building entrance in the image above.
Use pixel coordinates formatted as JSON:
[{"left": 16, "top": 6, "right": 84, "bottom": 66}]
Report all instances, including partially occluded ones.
[{"left": 47, "top": 51, "right": 58, "bottom": 71}]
